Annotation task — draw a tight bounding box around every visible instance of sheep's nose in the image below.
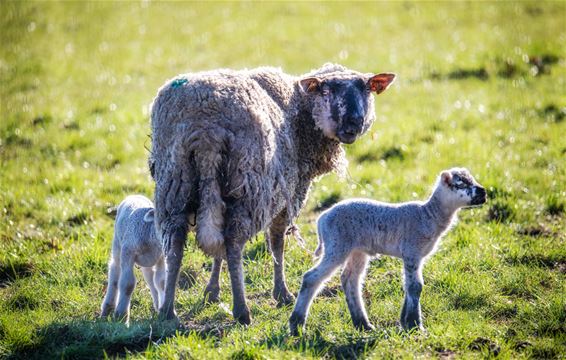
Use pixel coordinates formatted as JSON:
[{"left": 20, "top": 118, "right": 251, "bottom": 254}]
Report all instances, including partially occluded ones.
[
  {"left": 342, "top": 127, "right": 357, "bottom": 136},
  {"left": 346, "top": 115, "right": 364, "bottom": 127}
]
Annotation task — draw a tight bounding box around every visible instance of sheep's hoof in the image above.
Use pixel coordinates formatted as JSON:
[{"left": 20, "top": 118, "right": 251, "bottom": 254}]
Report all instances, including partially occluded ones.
[
  {"left": 234, "top": 307, "right": 252, "bottom": 325},
  {"left": 158, "top": 307, "right": 179, "bottom": 323},
  {"left": 401, "top": 321, "right": 424, "bottom": 333},
  {"left": 273, "top": 288, "right": 295, "bottom": 307},
  {"left": 289, "top": 313, "right": 305, "bottom": 336},
  {"left": 203, "top": 287, "right": 220, "bottom": 304}
]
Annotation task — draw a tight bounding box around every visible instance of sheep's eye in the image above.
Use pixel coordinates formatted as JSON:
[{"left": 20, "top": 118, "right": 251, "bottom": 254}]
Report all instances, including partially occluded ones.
[{"left": 321, "top": 88, "right": 330, "bottom": 96}]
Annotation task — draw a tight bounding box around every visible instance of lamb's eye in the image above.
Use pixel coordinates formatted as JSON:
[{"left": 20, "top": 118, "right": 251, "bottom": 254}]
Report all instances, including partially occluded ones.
[
  {"left": 321, "top": 88, "right": 330, "bottom": 96},
  {"left": 454, "top": 182, "right": 469, "bottom": 189}
]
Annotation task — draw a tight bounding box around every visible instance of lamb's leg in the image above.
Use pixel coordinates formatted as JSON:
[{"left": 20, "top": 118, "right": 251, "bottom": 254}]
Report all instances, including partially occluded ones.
[
  {"left": 341, "top": 251, "right": 373, "bottom": 331},
  {"left": 400, "top": 257, "right": 424, "bottom": 331},
  {"left": 141, "top": 267, "right": 159, "bottom": 312},
  {"left": 100, "top": 246, "right": 121, "bottom": 317},
  {"left": 114, "top": 253, "right": 136, "bottom": 323},
  {"left": 154, "top": 257, "right": 166, "bottom": 309},
  {"left": 269, "top": 215, "right": 294, "bottom": 306},
  {"left": 203, "top": 258, "right": 222, "bottom": 303},
  {"left": 289, "top": 254, "right": 345, "bottom": 335}
]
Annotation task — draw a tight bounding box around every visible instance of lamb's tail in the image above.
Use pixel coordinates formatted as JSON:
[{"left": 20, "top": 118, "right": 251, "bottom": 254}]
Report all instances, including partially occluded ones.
[
  {"left": 143, "top": 209, "right": 155, "bottom": 223},
  {"left": 314, "top": 214, "right": 326, "bottom": 258},
  {"left": 192, "top": 130, "right": 226, "bottom": 258}
]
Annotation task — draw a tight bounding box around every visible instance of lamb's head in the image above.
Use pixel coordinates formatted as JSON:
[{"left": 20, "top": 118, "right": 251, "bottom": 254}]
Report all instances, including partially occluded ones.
[
  {"left": 299, "top": 64, "right": 396, "bottom": 144},
  {"left": 436, "top": 168, "right": 487, "bottom": 209}
]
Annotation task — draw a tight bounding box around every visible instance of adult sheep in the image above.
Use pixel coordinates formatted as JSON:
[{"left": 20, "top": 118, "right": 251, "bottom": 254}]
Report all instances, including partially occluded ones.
[{"left": 149, "top": 63, "right": 396, "bottom": 323}]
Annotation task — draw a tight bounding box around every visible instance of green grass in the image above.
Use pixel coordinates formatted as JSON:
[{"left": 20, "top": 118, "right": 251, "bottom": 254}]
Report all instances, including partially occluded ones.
[{"left": 1, "top": 1, "right": 565, "bottom": 359}]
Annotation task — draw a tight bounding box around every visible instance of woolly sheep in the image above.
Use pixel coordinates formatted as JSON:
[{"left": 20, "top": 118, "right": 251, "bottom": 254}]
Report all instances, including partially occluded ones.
[
  {"left": 289, "top": 168, "right": 487, "bottom": 335},
  {"left": 100, "top": 195, "right": 164, "bottom": 323},
  {"left": 149, "top": 64, "right": 396, "bottom": 323}
]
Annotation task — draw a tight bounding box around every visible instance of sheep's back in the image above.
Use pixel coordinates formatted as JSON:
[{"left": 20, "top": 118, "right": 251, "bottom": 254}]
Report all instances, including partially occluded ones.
[{"left": 150, "top": 68, "right": 300, "bottom": 231}]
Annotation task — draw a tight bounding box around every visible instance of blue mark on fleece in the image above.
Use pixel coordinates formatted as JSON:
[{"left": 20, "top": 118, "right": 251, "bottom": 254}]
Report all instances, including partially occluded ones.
[{"left": 171, "top": 78, "right": 188, "bottom": 88}]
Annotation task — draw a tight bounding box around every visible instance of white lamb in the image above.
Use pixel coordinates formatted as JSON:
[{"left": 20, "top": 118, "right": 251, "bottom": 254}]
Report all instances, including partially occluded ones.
[
  {"left": 289, "top": 168, "right": 487, "bottom": 335},
  {"left": 100, "top": 195, "right": 165, "bottom": 323}
]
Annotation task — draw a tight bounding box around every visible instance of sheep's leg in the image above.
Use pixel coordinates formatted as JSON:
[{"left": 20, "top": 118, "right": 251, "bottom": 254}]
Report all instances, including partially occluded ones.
[
  {"left": 269, "top": 216, "right": 294, "bottom": 306},
  {"left": 225, "top": 240, "right": 250, "bottom": 325},
  {"left": 203, "top": 258, "right": 222, "bottom": 303},
  {"left": 341, "top": 251, "right": 373, "bottom": 331},
  {"left": 400, "top": 257, "right": 424, "bottom": 331},
  {"left": 100, "top": 246, "right": 121, "bottom": 317},
  {"left": 158, "top": 224, "right": 187, "bottom": 321},
  {"left": 114, "top": 253, "right": 136, "bottom": 323},
  {"left": 289, "top": 253, "right": 346, "bottom": 335},
  {"left": 141, "top": 267, "right": 159, "bottom": 312}
]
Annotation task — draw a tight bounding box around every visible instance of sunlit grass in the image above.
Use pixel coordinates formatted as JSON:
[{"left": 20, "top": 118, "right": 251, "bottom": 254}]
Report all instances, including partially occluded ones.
[{"left": 1, "top": 1, "right": 565, "bottom": 359}]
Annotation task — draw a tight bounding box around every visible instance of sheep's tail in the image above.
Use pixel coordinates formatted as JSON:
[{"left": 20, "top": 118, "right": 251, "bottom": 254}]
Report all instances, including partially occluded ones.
[
  {"left": 193, "top": 131, "right": 226, "bottom": 258},
  {"left": 314, "top": 239, "right": 324, "bottom": 258}
]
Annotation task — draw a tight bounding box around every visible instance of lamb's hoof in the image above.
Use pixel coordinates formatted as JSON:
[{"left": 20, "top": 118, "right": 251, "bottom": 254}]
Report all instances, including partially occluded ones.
[
  {"left": 99, "top": 308, "right": 113, "bottom": 319},
  {"left": 234, "top": 307, "right": 252, "bottom": 325},
  {"left": 273, "top": 289, "right": 295, "bottom": 307},
  {"left": 203, "top": 287, "right": 220, "bottom": 304},
  {"left": 354, "top": 321, "right": 375, "bottom": 331}
]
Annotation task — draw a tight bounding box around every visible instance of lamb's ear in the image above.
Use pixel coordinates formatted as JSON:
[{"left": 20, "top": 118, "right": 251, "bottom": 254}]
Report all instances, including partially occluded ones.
[
  {"left": 299, "top": 77, "right": 321, "bottom": 93},
  {"left": 440, "top": 171, "right": 453, "bottom": 186},
  {"left": 367, "top": 73, "right": 396, "bottom": 94},
  {"left": 143, "top": 209, "right": 155, "bottom": 223}
]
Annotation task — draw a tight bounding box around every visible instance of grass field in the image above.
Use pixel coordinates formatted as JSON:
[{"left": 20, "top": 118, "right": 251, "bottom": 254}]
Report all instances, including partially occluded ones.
[{"left": 1, "top": 1, "right": 565, "bottom": 359}]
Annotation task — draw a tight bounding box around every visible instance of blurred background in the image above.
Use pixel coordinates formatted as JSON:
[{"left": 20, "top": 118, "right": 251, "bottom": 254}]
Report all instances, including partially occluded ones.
[{"left": 0, "top": 2, "right": 565, "bottom": 358}]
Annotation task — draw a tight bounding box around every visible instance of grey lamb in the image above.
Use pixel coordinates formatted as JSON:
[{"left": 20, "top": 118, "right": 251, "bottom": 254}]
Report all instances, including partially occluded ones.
[
  {"left": 149, "top": 63, "right": 396, "bottom": 323},
  {"left": 289, "top": 168, "right": 487, "bottom": 335},
  {"left": 100, "top": 195, "right": 165, "bottom": 323}
]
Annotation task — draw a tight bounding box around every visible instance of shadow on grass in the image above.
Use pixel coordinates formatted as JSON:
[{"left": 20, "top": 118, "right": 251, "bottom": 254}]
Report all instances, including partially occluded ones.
[
  {"left": 0, "top": 260, "right": 35, "bottom": 288},
  {"left": 261, "top": 325, "right": 404, "bottom": 359},
  {"left": 505, "top": 253, "right": 566, "bottom": 272},
  {"left": 10, "top": 317, "right": 235, "bottom": 360}
]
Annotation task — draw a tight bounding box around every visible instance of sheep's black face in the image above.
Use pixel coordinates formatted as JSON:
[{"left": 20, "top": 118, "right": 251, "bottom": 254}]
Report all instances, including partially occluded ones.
[{"left": 301, "top": 73, "right": 396, "bottom": 144}]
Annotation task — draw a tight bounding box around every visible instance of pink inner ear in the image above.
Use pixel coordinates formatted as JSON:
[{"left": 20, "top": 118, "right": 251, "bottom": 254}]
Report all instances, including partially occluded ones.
[
  {"left": 368, "top": 73, "right": 396, "bottom": 94},
  {"left": 300, "top": 78, "right": 320, "bottom": 93},
  {"left": 441, "top": 172, "right": 452, "bottom": 185}
]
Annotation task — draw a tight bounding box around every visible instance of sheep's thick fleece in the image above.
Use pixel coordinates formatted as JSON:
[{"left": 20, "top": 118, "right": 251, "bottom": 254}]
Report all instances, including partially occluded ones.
[{"left": 150, "top": 65, "right": 348, "bottom": 256}]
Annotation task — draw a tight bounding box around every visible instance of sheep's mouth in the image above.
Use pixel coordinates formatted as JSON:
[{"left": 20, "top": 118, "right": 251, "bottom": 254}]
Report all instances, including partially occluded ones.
[{"left": 337, "top": 131, "right": 358, "bottom": 144}]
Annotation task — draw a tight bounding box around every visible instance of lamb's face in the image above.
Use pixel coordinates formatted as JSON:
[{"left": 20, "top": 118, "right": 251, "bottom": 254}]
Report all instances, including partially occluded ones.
[
  {"left": 439, "top": 168, "right": 487, "bottom": 208},
  {"left": 300, "top": 73, "right": 396, "bottom": 144}
]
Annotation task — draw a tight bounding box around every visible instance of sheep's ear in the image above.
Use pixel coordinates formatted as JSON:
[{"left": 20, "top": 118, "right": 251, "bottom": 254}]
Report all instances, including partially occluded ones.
[
  {"left": 299, "top": 77, "right": 321, "bottom": 93},
  {"left": 441, "top": 171, "right": 452, "bottom": 186},
  {"left": 367, "top": 73, "right": 396, "bottom": 94},
  {"left": 143, "top": 209, "right": 155, "bottom": 222}
]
